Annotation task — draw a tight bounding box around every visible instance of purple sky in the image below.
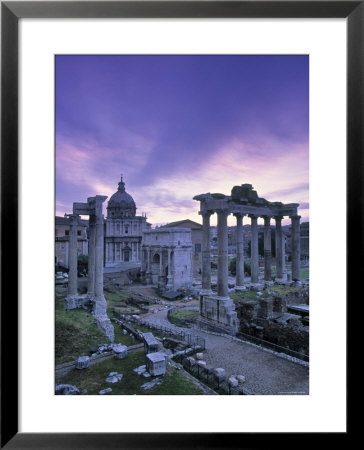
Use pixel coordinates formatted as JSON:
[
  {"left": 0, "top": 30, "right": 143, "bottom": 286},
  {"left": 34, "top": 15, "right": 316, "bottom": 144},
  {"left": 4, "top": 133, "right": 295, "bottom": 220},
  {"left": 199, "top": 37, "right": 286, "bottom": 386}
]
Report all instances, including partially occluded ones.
[{"left": 56, "top": 55, "right": 309, "bottom": 226}]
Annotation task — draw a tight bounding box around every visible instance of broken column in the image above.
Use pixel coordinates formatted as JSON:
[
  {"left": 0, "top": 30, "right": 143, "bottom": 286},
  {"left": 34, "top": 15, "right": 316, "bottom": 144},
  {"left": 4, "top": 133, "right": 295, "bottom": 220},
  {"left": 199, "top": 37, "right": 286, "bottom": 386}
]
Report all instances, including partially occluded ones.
[
  {"left": 91, "top": 196, "right": 114, "bottom": 342},
  {"left": 87, "top": 213, "right": 96, "bottom": 297}
]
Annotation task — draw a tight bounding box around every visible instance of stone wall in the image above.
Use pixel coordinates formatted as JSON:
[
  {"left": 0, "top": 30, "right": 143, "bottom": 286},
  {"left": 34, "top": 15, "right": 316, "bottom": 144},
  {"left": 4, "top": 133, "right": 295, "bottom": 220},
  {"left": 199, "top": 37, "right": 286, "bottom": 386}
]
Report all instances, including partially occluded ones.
[
  {"left": 104, "top": 268, "right": 140, "bottom": 287},
  {"left": 236, "top": 294, "right": 309, "bottom": 356}
]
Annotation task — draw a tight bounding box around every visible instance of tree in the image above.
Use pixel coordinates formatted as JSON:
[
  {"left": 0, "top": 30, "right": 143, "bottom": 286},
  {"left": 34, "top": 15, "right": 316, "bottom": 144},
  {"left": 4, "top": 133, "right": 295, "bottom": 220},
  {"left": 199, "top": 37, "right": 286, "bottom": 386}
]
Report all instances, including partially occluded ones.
[
  {"left": 247, "top": 232, "right": 276, "bottom": 257},
  {"left": 229, "top": 258, "right": 251, "bottom": 276},
  {"left": 77, "top": 254, "right": 88, "bottom": 276}
]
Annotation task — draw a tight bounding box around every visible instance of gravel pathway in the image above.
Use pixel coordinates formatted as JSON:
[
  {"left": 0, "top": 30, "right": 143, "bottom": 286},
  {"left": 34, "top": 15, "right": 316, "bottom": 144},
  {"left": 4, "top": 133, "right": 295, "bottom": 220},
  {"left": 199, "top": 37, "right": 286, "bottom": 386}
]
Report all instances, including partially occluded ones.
[{"left": 142, "top": 307, "right": 309, "bottom": 395}]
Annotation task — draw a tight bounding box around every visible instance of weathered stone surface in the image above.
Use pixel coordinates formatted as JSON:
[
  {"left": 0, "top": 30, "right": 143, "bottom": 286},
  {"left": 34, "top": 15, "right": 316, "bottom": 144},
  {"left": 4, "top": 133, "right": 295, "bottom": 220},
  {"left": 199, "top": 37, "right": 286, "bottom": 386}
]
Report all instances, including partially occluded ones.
[
  {"left": 55, "top": 384, "right": 80, "bottom": 395},
  {"left": 146, "top": 352, "right": 167, "bottom": 376},
  {"left": 140, "top": 377, "right": 163, "bottom": 391},
  {"left": 214, "top": 368, "right": 226, "bottom": 377},
  {"left": 112, "top": 344, "right": 128, "bottom": 359},
  {"left": 228, "top": 376, "right": 238, "bottom": 387},
  {"left": 196, "top": 352, "right": 204, "bottom": 360},
  {"left": 99, "top": 387, "right": 112, "bottom": 395},
  {"left": 76, "top": 356, "right": 90, "bottom": 369},
  {"left": 133, "top": 365, "right": 147, "bottom": 375},
  {"left": 142, "top": 332, "right": 159, "bottom": 354},
  {"left": 106, "top": 373, "right": 123, "bottom": 383}
]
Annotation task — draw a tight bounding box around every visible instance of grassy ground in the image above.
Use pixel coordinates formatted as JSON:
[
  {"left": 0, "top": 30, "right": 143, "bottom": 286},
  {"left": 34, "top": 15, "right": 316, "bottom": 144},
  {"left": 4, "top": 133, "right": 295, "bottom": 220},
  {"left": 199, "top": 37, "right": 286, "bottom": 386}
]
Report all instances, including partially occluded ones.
[
  {"left": 230, "top": 289, "right": 269, "bottom": 304},
  {"left": 170, "top": 310, "right": 199, "bottom": 320},
  {"left": 57, "top": 349, "right": 204, "bottom": 395},
  {"left": 268, "top": 284, "right": 303, "bottom": 296},
  {"left": 55, "top": 296, "right": 107, "bottom": 365},
  {"left": 55, "top": 292, "right": 133, "bottom": 365}
]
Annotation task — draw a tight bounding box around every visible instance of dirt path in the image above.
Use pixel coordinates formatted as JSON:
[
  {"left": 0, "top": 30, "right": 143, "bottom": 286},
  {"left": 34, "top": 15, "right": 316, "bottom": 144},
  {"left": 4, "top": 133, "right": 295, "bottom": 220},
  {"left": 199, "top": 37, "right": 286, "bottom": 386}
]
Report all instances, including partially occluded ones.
[{"left": 141, "top": 307, "right": 309, "bottom": 395}]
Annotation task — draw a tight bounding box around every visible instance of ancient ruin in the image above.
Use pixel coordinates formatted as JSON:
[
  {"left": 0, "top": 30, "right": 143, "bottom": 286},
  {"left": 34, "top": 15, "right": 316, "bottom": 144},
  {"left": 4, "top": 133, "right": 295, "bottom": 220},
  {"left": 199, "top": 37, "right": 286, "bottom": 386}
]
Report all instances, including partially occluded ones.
[
  {"left": 141, "top": 228, "right": 193, "bottom": 291},
  {"left": 65, "top": 195, "right": 114, "bottom": 342},
  {"left": 193, "top": 183, "right": 301, "bottom": 335}
]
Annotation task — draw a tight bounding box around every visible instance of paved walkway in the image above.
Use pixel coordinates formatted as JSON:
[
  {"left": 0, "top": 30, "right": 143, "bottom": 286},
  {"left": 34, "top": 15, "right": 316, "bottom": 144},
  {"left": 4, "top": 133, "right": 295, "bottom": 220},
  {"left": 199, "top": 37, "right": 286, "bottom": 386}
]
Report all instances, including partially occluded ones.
[{"left": 141, "top": 307, "right": 309, "bottom": 395}]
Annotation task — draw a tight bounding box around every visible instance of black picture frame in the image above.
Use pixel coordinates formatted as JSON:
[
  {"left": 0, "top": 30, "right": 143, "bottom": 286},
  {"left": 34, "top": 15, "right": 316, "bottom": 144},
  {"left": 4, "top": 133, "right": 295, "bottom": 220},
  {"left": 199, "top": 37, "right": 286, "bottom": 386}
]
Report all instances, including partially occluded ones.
[{"left": 1, "top": 1, "right": 357, "bottom": 448}]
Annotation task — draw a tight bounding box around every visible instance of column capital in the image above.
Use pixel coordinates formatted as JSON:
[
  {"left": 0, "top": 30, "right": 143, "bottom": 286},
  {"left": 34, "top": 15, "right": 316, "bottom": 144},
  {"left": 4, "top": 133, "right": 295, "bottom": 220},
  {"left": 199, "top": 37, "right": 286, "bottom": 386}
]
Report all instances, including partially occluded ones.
[
  {"left": 248, "top": 214, "right": 259, "bottom": 220},
  {"left": 274, "top": 215, "right": 283, "bottom": 221},
  {"left": 290, "top": 215, "right": 301, "bottom": 220},
  {"left": 263, "top": 215, "right": 272, "bottom": 224},
  {"left": 233, "top": 212, "right": 245, "bottom": 219},
  {"left": 216, "top": 208, "right": 229, "bottom": 217},
  {"left": 199, "top": 209, "right": 214, "bottom": 218}
]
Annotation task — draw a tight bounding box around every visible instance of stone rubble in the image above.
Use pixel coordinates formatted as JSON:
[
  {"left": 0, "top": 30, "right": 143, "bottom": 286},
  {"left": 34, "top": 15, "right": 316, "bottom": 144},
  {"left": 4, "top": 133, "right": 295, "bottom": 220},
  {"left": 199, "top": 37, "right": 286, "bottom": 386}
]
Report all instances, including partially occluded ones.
[
  {"left": 106, "top": 373, "right": 123, "bottom": 383},
  {"left": 55, "top": 384, "right": 80, "bottom": 395},
  {"left": 140, "top": 377, "right": 163, "bottom": 391},
  {"left": 99, "top": 387, "right": 112, "bottom": 395},
  {"left": 75, "top": 356, "right": 90, "bottom": 369},
  {"left": 133, "top": 365, "right": 147, "bottom": 375}
]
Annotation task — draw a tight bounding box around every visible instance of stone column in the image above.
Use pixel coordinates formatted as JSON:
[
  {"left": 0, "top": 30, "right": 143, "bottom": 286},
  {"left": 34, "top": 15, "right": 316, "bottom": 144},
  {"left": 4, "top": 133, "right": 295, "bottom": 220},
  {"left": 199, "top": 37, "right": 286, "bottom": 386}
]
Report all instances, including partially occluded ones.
[
  {"left": 158, "top": 247, "right": 164, "bottom": 287},
  {"left": 91, "top": 196, "right": 114, "bottom": 342},
  {"left": 67, "top": 214, "right": 79, "bottom": 297},
  {"left": 166, "top": 248, "right": 172, "bottom": 288},
  {"left": 263, "top": 216, "right": 272, "bottom": 282},
  {"left": 217, "top": 209, "right": 229, "bottom": 298},
  {"left": 274, "top": 216, "right": 284, "bottom": 280},
  {"left": 249, "top": 215, "right": 259, "bottom": 284},
  {"left": 159, "top": 248, "right": 163, "bottom": 276},
  {"left": 87, "top": 214, "right": 96, "bottom": 297},
  {"left": 234, "top": 213, "right": 246, "bottom": 290},
  {"left": 94, "top": 212, "right": 105, "bottom": 303},
  {"left": 65, "top": 241, "right": 69, "bottom": 268},
  {"left": 290, "top": 215, "right": 301, "bottom": 281},
  {"left": 201, "top": 211, "right": 212, "bottom": 293},
  {"left": 146, "top": 247, "right": 152, "bottom": 283}
]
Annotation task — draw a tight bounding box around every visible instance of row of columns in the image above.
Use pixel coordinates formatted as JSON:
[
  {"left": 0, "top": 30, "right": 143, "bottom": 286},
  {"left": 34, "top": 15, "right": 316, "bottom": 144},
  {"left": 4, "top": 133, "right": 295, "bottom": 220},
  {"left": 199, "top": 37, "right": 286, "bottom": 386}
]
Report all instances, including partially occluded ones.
[
  {"left": 105, "top": 241, "right": 141, "bottom": 263},
  {"left": 201, "top": 211, "right": 301, "bottom": 297}
]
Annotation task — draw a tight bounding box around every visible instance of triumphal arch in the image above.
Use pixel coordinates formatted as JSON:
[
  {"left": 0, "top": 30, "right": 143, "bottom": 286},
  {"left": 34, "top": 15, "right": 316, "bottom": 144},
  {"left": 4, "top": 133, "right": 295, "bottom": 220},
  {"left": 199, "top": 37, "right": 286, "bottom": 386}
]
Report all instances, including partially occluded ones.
[{"left": 193, "top": 183, "right": 301, "bottom": 335}]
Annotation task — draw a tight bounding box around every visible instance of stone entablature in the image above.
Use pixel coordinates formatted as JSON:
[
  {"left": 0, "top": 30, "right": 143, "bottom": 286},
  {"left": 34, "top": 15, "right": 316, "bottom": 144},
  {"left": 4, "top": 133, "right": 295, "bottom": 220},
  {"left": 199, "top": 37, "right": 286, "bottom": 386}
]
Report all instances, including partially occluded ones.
[
  {"left": 143, "top": 228, "right": 192, "bottom": 247},
  {"left": 141, "top": 228, "right": 193, "bottom": 290}
]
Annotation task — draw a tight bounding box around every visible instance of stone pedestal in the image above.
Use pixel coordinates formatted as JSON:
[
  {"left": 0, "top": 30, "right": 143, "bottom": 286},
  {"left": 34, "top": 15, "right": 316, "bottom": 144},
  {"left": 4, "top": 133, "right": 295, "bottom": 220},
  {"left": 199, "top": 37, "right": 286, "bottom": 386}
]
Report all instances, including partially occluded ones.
[
  {"left": 257, "top": 297, "right": 275, "bottom": 320},
  {"left": 198, "top": 294, "right": 238, "bottom": 335},
  {"left": 146, "top": 352, "right": 167, "bottom": 376},
  {"left": 76, "top": 356, "right": 90, "bottom": 369},
  {"left": 143, "top": 332, "right": 159, "bottom": 354},
  {"left": 113, "top": 344, "right": 128, "bottom": 359}
]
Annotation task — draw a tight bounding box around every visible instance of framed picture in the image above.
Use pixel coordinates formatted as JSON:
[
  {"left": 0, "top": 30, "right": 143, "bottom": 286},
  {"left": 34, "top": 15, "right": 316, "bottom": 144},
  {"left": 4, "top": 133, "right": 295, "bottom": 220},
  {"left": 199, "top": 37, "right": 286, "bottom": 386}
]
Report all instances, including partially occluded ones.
[{"left": 2, "top": 0, "right": 357, "bottom": 447}]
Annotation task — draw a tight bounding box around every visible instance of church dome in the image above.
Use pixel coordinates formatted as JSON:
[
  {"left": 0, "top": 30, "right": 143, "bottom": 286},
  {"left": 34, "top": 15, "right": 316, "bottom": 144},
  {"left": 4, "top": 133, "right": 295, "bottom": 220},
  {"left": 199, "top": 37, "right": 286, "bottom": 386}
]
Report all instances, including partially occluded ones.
[{"left": 107, "top": 177, "right": 136, "bottom": 219}]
